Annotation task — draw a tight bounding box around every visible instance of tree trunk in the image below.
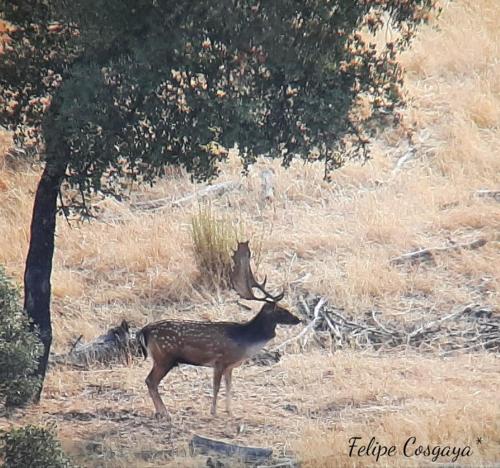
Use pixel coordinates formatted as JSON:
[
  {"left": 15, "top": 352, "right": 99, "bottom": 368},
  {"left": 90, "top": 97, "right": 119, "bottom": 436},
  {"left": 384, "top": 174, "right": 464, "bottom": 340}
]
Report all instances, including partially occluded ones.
[{"left": 23, "top": 159, "right": 67, "bottom": 402}]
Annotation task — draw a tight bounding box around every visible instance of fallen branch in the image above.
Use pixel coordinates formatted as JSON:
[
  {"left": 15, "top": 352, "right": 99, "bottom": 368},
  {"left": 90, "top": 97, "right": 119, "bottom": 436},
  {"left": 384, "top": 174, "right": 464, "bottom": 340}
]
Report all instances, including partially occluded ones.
[
  {"left": 50, "top": 320, "right": 135, "bottom": 368},
  {"left": 260, "top": 168, "right": 275, "bottom": 205},
  {"left": 474, "top": 190, "right": 500, "bottom": 202},
  {"left": 68, "top": 334, "right": 84, "bottom": 354},
  {"left": 390, "top": 238, "right": 487, "bottom": 265},
  {"left": 323, "top": 312, "right": 342, "bottom": 345},
  {"left": 249, "top": 349, "right": 281, "bottom": 366},
  {"left": 392, "top": 149, "right": 416, "bottom": 173},
  {"left": 258, "top": 459, "right": 298, "bottom": 468},
  {"left": 440, "top": 336, "right": 500, "bottom": 355},
  {"left": 297, "top": 294, "right": 498, "bottom": 354},
  {"left": 371, "top": 310, "right": 398, "bottom": 337},
  {"left": 407, "top": 307, "right": 465, "bottom": 340},
  {"left": 189, "top": 434, "right": 273, "bottom": 464},
  {"left": 133, "top": 181, "right": 241, "bottom": 211}
]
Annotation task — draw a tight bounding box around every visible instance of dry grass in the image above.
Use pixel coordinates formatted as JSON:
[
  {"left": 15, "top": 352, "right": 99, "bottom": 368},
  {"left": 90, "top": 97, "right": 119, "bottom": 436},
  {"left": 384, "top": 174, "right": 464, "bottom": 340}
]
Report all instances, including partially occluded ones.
[
  {"left": 191, "top": 203, "right": 243, "bottom": 289},
  {"left": 0, "top": 0, "right": 499, "bottom": 466},
  {"left": 0, "top": 352, "right": 498, "bottom": 467}
]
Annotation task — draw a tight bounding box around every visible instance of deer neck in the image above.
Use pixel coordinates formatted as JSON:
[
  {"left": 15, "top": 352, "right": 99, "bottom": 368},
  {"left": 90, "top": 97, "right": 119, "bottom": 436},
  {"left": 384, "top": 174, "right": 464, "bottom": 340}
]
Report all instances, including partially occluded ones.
[{"left": 239, "top": 309, "right": 277, "bottom": 344}]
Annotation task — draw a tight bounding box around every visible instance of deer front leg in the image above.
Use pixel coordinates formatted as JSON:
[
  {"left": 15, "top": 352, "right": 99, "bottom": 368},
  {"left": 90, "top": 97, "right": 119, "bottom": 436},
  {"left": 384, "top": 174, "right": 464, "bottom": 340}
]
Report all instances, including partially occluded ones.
[
  {"left": 224, "top": 368, "right": 233, "bottom": 416},
  {"left": 145, "top": 360, "right": 174, "bottom": 420},
  {"left": 211, "top": 366, "right": 224, "bottom": 416}
]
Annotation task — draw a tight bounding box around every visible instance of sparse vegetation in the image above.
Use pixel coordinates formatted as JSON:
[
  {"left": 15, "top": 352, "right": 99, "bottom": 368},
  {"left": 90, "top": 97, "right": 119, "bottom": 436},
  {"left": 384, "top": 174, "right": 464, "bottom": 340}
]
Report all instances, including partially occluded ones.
[
  {"left": 0, "top": 267, "right": 41, "bottom": 408},
  {"left": 0, "top": 423, "right": 72, "bottom": 468},
  {"left": 191, "top": 204, "right": 242, "bottom": 289}
]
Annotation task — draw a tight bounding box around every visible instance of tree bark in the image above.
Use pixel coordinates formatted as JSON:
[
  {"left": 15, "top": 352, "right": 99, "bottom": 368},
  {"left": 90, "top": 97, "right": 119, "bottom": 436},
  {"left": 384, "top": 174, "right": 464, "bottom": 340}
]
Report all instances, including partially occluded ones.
[{"left": 23, "top": 159, "right": 67, "bottom": 402}]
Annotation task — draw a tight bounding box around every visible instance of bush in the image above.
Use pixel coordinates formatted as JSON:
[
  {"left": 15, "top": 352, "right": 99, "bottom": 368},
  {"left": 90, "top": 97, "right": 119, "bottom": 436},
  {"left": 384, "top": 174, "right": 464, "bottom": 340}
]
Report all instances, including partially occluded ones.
[
  {"left": 0, "top": 266, "right": 42, "bottom": 407},
  {"left": 191, "top": 204, "right": 243, "bottom": 288},
  {"left": 0, "top": 423, "right": 72, "bottom": 467}
]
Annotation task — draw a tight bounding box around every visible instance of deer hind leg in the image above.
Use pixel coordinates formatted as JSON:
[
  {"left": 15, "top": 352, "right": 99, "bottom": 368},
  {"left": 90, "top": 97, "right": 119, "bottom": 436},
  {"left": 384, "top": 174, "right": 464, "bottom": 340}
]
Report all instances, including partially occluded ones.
[
  {"left": 211, "top": 366, "right": 224, "bottom": 416},
  {"left": 145, "top": 359, "right": 175, "bottom": 419},
  {"left": 224, "top": 368, "right": 233, "bottom": 416}
]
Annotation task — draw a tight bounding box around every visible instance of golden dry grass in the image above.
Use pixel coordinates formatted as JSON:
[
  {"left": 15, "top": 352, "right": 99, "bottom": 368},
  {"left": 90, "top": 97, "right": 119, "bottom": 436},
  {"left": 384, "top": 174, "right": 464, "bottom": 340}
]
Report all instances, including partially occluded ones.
[
  {"left": 1, "top": 352, "right": 498, "bottom": 467},
  {"left": 191, "top": 203, "right": 244, "bottom": 289},
  {"left": 1, "top": 0, "right": 499, "bottom": 466}
]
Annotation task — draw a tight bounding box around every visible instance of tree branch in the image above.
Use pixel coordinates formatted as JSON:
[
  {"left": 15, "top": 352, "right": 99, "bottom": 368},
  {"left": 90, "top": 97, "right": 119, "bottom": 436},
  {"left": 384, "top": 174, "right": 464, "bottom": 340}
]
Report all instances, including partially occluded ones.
[
  {"left": 132, "top": 181, "right": 241, "bottom": 211},
  {"left": 390, "top": 238, "right": 487, "bottom": 265}
]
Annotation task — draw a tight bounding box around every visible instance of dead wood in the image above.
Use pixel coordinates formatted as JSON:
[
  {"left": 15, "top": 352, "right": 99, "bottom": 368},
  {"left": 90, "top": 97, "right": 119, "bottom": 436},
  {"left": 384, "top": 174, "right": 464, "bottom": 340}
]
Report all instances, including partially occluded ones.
[
  {"left": 249, "top": 349, "right": 281, "bottom": 366},
  {"left": 51, "top": 294, "right": 498, "bottom": 371},
  {"left": 132, "top": 181, "right": 241, "bottom": 211},
  {"left": 390, "top": 238, "right": 487, "bottom": 265},
  {"left": 290, "top": 293, "right": 499, "bottom": 354},
  {"left": 69, "top": 334, "right": 84, "bottom": 354},
  {"left": 257, "top": 461, "right": 298, "bottom": 468},
  {"left": 190, "top": 434, "right": 273, "bottom": 464},
  {"left": 50, "top": 320, "right": 137, "bottom": 368},
  {"left": 474, "top": 190, "right": 500, "bottom": 201},
  {"left": 260, "top": 168, "right": 275, "bottom": 205},
  {"left": 392, "top": 149, "right": 416, "bottom": 173}
]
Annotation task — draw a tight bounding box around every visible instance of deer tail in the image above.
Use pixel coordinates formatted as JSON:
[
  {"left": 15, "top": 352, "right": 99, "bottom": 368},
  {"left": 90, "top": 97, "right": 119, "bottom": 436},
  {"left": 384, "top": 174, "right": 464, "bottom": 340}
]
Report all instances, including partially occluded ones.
[{"left": 136, "top": 329, "right": 149, "bottom": 360}]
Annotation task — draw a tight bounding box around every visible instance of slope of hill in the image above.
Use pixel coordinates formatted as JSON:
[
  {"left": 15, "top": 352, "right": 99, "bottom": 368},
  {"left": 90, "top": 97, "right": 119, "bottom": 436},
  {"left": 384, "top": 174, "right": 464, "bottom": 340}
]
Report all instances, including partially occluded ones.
[{"left": 0, "top": 1, "right": 498, "bottom": 466}]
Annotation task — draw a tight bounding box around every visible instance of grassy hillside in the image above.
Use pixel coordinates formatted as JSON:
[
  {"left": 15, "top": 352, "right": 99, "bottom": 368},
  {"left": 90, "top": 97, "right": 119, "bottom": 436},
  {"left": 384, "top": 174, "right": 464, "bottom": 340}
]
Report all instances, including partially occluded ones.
[{"left": 0, "top": 1, "right": 499, "bottom": 466}]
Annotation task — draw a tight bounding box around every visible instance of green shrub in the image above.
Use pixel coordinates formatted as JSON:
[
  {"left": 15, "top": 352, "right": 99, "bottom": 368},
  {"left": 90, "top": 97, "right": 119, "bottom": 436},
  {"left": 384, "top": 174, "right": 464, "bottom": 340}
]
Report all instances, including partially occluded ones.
[
  {"left": 0, "top": 423, "right": 72, "bottom": 467},
  {"left": 0, "top": 266, "right": 42, "bottom": 407},
  {"left": 191, "top": 204, "right": 243, "bottom": 288}
]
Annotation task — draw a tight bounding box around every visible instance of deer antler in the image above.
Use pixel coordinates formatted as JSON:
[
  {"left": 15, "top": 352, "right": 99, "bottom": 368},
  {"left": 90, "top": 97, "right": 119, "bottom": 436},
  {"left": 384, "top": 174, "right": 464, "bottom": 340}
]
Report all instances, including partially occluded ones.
[{"left": 230, "top": 241, "right": 284, "bottom": 303}]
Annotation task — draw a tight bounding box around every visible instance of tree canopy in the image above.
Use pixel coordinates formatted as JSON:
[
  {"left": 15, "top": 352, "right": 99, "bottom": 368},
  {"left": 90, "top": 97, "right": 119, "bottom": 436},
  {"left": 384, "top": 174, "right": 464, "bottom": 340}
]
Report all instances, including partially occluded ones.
[{"left": 2, "top": 0, "right": 436, "bottom": 210}]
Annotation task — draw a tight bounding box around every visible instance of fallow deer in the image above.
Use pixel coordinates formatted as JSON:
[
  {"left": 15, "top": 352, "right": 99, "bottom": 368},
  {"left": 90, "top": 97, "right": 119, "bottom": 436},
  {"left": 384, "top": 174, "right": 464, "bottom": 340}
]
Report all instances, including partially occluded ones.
[{"left": 137, "top": 241, "right": 300, "bottom": 419}]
